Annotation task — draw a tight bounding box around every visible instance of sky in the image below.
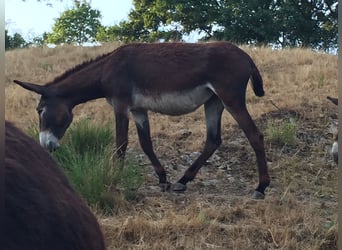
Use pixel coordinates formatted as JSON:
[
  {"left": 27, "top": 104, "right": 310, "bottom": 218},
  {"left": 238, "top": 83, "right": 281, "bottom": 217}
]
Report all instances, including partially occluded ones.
[{"left": 5, "top": 0, "right": 133, "bottom": 40}]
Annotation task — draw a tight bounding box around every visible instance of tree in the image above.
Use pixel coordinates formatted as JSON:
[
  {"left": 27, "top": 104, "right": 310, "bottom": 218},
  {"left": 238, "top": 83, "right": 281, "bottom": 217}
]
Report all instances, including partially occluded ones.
[
  {"left": 275, "top": 0, "right": 338, "bottom": 49},
  {"left": 96, "top": 0, "right": 187, "bottom": 42},
  {"left": 27, "top": 32, "right": 49, "bottom": 47},
  {"left": 211, "top": 0, "right": 280, "bottom": 45},
  {"left": 5, "top": 30, "right": 11, "bottom": 49},
  {"left": 108, "top": 0, "right": 337, "bottom": 50},
  {"left": 5, "top": 30, "right": 27, "bottom": 50},
  {"left": 46, "top": 0, "right": 102, "bottom": 45}
]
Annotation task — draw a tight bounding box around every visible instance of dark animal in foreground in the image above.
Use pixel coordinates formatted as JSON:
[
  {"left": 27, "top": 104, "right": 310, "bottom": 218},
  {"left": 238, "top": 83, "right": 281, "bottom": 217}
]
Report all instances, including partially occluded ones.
[
  {"left": 327, "top": 96, "right": 338, "bottom": 164},
  {"left": 14, "top": 42, "right": 270, "bottom": 199},
  {"left": 4, "top": 121, "right": 106, "bottom": 250}
]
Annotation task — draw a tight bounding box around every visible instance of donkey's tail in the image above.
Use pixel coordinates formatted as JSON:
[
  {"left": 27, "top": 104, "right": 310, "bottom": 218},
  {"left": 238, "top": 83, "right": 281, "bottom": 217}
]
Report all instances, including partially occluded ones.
[{"left": 250, "top": 59, "right": 265, "bottom": 97}]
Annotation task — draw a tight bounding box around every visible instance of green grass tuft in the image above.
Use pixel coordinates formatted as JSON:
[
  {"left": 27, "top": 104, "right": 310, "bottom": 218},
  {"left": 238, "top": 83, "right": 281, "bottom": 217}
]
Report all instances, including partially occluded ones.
[
  {"left": 266, "top": 118, "right": 298, "bottom": 146},
  {"left": 26, "top": 119, "right": 143, "bottom": 214}
]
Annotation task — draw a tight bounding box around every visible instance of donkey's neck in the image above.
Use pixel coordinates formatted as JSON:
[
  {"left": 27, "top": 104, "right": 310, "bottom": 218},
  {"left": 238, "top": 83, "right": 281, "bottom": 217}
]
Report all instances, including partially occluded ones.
[
  {"left": 56, "top": 75, "right": 105, "bottom": 107},
  {"left": 48, "top": 55, "right": 110, "bottom": 107}
]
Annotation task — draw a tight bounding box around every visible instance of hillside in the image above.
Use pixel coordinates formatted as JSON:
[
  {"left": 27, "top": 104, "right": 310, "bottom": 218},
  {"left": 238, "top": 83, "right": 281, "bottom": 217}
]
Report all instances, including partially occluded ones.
[{"left": 5, "top": 43, "right": 338, "bottom": 249}]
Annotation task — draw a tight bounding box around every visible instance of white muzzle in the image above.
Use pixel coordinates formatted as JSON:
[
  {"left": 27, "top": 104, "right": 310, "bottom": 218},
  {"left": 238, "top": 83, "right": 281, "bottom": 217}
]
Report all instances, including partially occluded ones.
[{"left": 39, "top": 131, "right": 60, "bottom": 151}]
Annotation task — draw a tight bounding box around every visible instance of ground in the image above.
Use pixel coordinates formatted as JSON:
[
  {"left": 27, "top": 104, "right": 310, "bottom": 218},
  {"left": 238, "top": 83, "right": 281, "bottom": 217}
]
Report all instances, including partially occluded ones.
[{"left": 99, "top": 105, "right": 338, "bottom": 250}]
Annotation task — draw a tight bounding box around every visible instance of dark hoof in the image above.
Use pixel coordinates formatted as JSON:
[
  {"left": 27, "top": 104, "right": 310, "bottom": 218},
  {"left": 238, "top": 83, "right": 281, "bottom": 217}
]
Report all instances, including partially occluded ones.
[
  {"left": 252, "top": 190, "right": 265, "bottom": 200},
  {"left": 172, "top": 182, "right": 187, "bottom": 192},
  {"left": 159, "top": 182, "right": 171, "bottom": 192}
]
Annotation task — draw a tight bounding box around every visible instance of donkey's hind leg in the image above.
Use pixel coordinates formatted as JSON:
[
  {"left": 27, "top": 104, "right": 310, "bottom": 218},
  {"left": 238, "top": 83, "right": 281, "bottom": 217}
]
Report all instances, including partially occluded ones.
[
  {"left": 114, "top": 110, "right": 129, "bottom": 159},
  {"left": 224, "top": 101, "right": 270, "bottom": 199},
  {"left": 174, "top": 96, "right": 224, "bottom": 191},
  {"left": 131, "top": 110, "right": 170, "bottom": 191}
]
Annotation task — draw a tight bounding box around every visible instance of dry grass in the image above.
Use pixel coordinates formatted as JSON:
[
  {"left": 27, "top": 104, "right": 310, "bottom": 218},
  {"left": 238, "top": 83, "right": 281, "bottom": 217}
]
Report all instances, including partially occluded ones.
[
  {"left": 5, "top": 43, "right": 338, "bottom": 249},
  {"left": 99, "top": 194, "right": 328, "bottom": 249}
]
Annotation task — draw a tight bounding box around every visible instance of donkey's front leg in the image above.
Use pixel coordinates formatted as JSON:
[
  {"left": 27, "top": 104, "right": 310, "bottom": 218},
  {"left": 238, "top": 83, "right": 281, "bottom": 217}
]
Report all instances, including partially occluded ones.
[{"left": 131, "top": 110, "right": 170, "bottom": 191}]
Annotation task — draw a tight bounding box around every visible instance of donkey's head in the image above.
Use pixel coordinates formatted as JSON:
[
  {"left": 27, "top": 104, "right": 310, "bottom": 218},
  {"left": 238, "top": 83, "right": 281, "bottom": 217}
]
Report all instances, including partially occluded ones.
[{"left": 14, "top": 80, "right": 73, "bottom": 151}]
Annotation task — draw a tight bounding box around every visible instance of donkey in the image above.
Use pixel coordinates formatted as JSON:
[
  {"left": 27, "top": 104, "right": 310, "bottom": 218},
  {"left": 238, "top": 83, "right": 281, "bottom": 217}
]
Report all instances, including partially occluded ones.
[
  {"left": 4, "top": 121, "right": 106, "bottom": 250},
  {"left": 14, "top": 42, "right": 270, "bottom": 199},
  {"left": 327, "top": 96, "right": 338, "bottom": 164}
]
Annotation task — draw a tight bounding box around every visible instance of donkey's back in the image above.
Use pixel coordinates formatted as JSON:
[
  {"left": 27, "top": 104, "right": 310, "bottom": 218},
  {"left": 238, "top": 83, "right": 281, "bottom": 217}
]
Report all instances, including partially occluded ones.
[
  {"left": 105, "top": 42, "right": 264, "bottom": 115},
  {"left": 107, "top": 42, "right": 257, "bottom": 91}
]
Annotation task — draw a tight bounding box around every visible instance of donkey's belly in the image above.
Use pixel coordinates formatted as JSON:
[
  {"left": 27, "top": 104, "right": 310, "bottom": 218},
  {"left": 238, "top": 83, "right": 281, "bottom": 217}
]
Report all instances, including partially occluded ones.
[{"left": 132, "top": 85, "right": 214, "bottom": 115}]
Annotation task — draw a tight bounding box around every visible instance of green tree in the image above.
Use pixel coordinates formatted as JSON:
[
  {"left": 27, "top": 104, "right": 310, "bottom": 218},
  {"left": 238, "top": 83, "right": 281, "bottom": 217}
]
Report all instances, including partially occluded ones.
[
  {"left": 212, "top": 0, "right": 280, "bottom": 45},
  {"left": 46, "top": 0, "right": 102, "bottom": 45},
  {"left": 5, "top": 30, "right": 27, "bottom": 50},
  {"left": 276, "top": 0, "right": 338, "bottom": 49},
  {"left": 97, "top": 0, "right": 185, "bottom": 42},
  {"left": 5, "top": 29, "right": 11, "bottom": 49},
  {"left": 27, "top": 32, "right": 49, "bottom": 47},
  {"left": 109, "top": 0, "right": 337, "bottom": 50}
]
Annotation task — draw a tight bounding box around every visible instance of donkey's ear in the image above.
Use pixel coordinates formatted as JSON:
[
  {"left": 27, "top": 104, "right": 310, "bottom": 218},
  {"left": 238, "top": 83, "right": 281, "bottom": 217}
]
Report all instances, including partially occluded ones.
[
  {"left": 13, "top": 80, "right": 48, "bottom": 96},
  {"left": 327, "top": 96, "right": 338, "bottom": 106}
]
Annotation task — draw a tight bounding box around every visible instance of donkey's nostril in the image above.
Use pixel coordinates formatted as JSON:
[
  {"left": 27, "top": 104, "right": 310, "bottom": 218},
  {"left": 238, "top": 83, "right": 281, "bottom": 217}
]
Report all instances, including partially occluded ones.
[
  {"left": 48, "top": 141, "right": 60, "bottom": 152},
  {"left": 48, "top": 142, "right": 54, "bottom": 152}
]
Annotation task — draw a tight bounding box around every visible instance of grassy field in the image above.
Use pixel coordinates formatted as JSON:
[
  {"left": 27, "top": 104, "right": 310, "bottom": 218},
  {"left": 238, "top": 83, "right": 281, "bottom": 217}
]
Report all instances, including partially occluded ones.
[{"left": 5, "top": 43, "right": 338, "bottom": 249}]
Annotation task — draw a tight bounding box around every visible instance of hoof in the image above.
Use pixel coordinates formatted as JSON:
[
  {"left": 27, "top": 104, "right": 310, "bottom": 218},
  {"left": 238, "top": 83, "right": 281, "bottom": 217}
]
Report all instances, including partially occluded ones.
[
  {"left": 172, "top": 182, "right": 187, "bottom": 192},
  {"left": 252, "top": 190, "right": 265, "bottom": 200},
  {"left": 159, "top": 182, "right": 171, "bottom": 192}
]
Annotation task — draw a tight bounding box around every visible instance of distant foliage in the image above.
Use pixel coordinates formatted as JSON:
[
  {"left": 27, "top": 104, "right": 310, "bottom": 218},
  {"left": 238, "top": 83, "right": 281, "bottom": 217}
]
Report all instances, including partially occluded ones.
[
  {"left": 16, "top": 0, "right": 338, "bottom": 51},
  {"left": 29, "top": 32, "right": 49, "bottom": 47},
  {"left": 46, "top": 0, "right": 102, "bottom": 45},
  {"left": 5, "top": 29, "right": 27, "bottom": 50},
  {"left": 98, "top": 0, "right": 337, "bottom": 51}
]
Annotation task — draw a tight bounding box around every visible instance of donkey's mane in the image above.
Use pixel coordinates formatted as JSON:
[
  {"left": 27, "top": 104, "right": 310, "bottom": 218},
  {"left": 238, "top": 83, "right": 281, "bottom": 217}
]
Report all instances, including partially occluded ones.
[{"left": 48, "top": 51, "right": 113, "bottom": 85}]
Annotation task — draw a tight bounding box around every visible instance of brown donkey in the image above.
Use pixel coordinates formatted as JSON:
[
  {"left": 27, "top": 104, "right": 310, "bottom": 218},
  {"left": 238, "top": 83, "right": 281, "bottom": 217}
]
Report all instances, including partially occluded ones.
[
  {"left": 14, "top": 42, "right": 270, "bottom": 199},
  {"left": 4, "top": 121, "right": 106, "bottom": 250}
]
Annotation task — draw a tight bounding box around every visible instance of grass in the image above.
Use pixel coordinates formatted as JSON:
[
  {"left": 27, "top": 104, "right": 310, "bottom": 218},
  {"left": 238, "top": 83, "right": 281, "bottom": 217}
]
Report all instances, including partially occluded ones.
[
  {"left": 27, "top": 119, "right": 143, "bottom": 214},
  {"left": 265, "top": 117, "right": 298, "bottom": 146}
]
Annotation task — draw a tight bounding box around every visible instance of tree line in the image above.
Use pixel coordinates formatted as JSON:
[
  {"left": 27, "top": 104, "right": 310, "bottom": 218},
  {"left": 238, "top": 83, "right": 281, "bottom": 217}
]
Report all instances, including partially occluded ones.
[{"left": 6, "top": 0, "right": 338, "bottom": 51}]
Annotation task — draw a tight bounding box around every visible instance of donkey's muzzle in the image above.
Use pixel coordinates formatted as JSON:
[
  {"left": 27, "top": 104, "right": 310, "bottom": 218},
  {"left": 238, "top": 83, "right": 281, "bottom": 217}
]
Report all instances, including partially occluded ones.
[
  {"left": 48, "top": 141, "right": 60, "bottom": 152},
  {"left": 39, "top": 131, "right": 60, "bottom": 152}
]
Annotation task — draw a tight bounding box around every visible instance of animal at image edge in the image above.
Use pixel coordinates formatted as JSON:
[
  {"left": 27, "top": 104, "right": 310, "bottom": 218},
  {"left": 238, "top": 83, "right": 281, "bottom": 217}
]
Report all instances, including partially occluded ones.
[
  {"left": 327, "top": 96, "right": 338, "bottom": 164},
  {"left": 14, "top": 42, "right": 270, "bottom": 199},
  {"left": 4, "top": 121, "right": 106, "bottom": 250}
]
